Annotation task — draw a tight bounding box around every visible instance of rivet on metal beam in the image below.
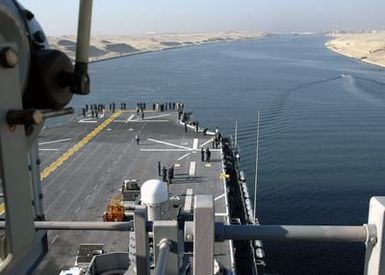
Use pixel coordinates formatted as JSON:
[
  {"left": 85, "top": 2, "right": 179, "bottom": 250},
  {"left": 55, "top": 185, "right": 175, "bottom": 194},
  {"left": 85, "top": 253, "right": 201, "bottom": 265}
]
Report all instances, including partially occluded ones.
[{"left": 0, "top": 47, "right": 18, "bottom": 68}]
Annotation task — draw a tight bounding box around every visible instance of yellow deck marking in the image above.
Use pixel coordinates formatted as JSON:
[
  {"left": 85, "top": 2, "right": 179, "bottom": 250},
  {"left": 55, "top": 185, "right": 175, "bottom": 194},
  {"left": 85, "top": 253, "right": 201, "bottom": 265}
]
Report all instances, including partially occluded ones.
[
  {"left": 0, "top": 111, "right": 123, "bottom": 215},
  {"left": 219, "top": 173, "right": 230, "bottom": 179},
  {"left": 40, "top": 110, "right": 122, "bottom": 180}
]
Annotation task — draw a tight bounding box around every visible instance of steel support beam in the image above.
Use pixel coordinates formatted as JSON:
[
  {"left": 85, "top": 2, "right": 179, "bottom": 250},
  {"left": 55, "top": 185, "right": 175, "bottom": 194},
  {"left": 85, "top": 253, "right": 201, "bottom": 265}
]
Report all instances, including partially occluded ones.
[
  {"left": 365, "top": 197, "right": 385, "bottom": 275},
  {"left": 193, "top": 195, "right": 214, "bottom": 275},
  {"left": 134, "top": 206, "right": 150, "bottom": 275},
  {"left": 28, "top": 142, "right": 44, "bottom": 219},
  {"left": 0, "top": 43, "right": 39, "bottom": 273}
]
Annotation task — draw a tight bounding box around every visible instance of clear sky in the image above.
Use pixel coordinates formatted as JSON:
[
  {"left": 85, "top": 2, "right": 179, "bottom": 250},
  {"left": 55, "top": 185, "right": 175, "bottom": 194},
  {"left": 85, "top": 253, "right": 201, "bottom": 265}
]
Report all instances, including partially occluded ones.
[{"left": 19, "top": 0, "right": 385, "bottom": 36}]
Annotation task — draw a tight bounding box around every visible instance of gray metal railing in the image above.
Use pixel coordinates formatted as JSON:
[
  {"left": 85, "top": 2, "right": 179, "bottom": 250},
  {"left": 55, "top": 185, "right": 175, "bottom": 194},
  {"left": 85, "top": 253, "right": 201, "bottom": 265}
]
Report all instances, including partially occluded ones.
[
  {"left": 0, "top": 221, "right": 134, "bottom": 231},
  {"left": 0, "top": 196, "right": 383, "bottom": 274},
  {"left": 216, "top": 224, "right": 370, "bottom": 242}
]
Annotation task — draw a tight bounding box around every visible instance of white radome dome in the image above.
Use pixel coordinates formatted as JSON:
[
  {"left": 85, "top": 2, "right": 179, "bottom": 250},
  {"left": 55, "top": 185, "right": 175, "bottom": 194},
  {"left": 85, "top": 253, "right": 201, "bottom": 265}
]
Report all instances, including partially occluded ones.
[{"left": 141, "top": 179, "right": 168, "bottom": 205}]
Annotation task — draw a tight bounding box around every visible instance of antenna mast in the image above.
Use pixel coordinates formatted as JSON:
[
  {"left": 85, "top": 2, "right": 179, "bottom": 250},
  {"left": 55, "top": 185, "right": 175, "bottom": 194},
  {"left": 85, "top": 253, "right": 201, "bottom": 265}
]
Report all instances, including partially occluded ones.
[
  {"left": 234, "top": 121, "right": 238, "bottom": 148},
  {"left": 253, "top": 111, "right": 260, "bottom": 222}
]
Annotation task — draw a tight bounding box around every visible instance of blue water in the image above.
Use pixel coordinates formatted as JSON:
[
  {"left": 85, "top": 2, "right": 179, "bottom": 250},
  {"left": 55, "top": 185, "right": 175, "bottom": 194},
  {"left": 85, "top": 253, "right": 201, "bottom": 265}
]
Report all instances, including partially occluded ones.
[{"left": 72, "top": 35, "right": 385, "bottom": 274}]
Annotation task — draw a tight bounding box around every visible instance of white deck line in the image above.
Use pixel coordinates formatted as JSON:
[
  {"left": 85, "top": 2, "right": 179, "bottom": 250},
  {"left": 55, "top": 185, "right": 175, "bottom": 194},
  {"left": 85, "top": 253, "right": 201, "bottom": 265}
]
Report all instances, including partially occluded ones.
[
  {"left": 126, "top": 114, "right": 135, "bottom": 122},
  {"left": 78, "top": 118, "right": 97, "bottom": 123},
  {"left": 148, "top": 138, "right": 192, "bottom": 150},
  {"left": 38, "top": 138, "right": 71, "bottom": 145},
  {"left": 199, "top": 138, "right": 214, "bottom": 148},
  {"left": 193, "top": 138, "right": 198, "bottom": 150},
  {"left": 215, "top": 213, "right": 228, "bottom": 216},
  {"left": 114, "top": 119, "right": 169, "bottom": 123},
  {"left": 50, "top": 234, "right": 58, "bottom": 245},
  {"left": 215, "top": 193, "right": 226, "bottom": 201},
  {"left": 141, "top": 149, "right": 191, "bottom": 152},
  {"left": 178, "top": 152, "right": 191, "bottom": 161},
  {"left": 220, "top": 148, "right": 236, "bottom": 272},
  {"left": 143, "top": 148, "right": 220, "bottom": 152},
  {"left": 183, "top": 188, "right": 194, "bottom": 213},
  {"left": 144, "top": 113, "right": 171, "bottom": 119},
  {"left": 39, "top": 148, "right": 59, "bottom": 151},
  {"left": 189, "top": 161, "right": 196, "bottom": 176},
  {"left": 133, "top": 120, "right": 169, "bottom": 122}
]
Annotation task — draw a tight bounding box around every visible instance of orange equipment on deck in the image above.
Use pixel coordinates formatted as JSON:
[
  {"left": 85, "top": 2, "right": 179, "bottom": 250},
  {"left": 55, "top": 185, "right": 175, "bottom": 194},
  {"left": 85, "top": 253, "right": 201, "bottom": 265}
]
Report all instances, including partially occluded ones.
[{"left": 102, "top": 195, "right": 125, "bottom": 222}]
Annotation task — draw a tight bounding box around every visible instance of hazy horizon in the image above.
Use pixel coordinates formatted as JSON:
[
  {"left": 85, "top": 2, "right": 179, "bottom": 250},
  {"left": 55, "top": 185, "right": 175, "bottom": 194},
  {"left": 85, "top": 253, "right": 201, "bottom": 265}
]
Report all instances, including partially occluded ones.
[{"left": 19, "top": 0, "right": 385, "bottom": 36}]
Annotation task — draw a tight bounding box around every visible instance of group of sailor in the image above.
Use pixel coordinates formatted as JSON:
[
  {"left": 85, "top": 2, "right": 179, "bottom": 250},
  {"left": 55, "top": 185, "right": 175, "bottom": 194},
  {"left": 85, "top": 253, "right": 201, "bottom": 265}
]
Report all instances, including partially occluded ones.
[
  {"left": 151, "top": 101, "right": 182, "bottom": 112},
  {"left": 136, "top": 102, "right": 145, "bottom": 119},
  {"left": 201, "top": 147, "right": 211, "bottom": 162},
  {"left": 80, "top": 101, "right": 185, "bottom": 119},
  {"left": 81, "top": 104, "right": 106, "bottom": 118},
  {"left": 213, "top": 128, "right": 222, "bottom": 149},
  {"left": 158, "top": 161, "right": 174, "bottom": 184}
]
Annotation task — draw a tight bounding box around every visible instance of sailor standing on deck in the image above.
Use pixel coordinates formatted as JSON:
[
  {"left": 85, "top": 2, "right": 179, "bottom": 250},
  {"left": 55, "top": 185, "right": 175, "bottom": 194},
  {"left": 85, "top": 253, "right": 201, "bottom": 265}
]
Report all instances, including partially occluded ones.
[
  {"left": 201, "top": 148, "right": 204, "bottom": 162},
  {"left": 162, "top": 166, "right": 167, "bottom": 182},
  {"left": 206, "top": 148, "right": 211, "bottom": 162},
  {"left": 170, "top": 166, "right": 174, "bottom": 179},
  {"left": 168, "top": 167, "right": 173, "bottom": 184},
  {"left": 135, "top": 134, "right": 140, "bottom": 145},
  {"left": 158, "top": 161, "right": 161, "bottom": 176}
]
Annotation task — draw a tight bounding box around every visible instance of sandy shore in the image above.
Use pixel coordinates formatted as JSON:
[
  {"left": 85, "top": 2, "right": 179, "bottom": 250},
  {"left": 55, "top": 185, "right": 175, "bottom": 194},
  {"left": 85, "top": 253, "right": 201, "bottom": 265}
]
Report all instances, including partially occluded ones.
[
  {"left": 49, "top": 32, "right": 264, "bottom": 63},
  {"left": 325, "top": 32, "right": 385, "bottom": 68}
]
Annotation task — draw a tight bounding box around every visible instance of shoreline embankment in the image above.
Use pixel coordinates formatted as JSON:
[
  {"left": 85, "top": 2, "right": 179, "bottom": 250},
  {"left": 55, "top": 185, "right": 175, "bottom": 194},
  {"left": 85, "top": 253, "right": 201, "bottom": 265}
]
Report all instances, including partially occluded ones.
[{"left": 325, "top": 33, "right": 385, "bottom": 69}]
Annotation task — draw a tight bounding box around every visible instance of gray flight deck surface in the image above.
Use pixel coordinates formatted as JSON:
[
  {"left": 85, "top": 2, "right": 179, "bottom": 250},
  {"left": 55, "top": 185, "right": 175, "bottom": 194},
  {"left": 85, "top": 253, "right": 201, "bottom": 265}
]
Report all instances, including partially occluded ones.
[{"left": 36, "top": 109, "right": 233, "bottom": 274}]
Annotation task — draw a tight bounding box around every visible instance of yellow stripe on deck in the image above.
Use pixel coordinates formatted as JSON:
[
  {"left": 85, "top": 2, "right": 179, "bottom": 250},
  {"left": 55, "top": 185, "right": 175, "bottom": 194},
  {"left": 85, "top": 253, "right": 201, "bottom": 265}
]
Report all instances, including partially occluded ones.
[
  {"left": 40, "top": 110, "right": 122, "bottom": 180},
  {"left": 0, "top": 110, "right": 123, "bottom": 215}
]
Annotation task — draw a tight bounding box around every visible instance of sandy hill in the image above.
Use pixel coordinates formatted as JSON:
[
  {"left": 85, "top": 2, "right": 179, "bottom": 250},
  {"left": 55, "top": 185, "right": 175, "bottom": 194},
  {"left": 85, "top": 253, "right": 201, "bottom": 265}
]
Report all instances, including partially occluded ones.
[
  {"left": 49, "top": 32, "right": 264, "bottom": 63},
  {"left": 326, "top": 31, "right": 385, "bottom": 67}
]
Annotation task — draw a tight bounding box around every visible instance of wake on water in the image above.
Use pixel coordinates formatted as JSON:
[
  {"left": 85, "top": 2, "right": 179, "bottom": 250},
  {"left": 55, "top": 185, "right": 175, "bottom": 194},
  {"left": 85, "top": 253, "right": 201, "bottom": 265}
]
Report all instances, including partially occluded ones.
[
  {"left": 342, "top": 74, "right": 385, "bottom": 106},
  {"left": 237, "top": 73, "right": 385, "bottom": 184}
]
